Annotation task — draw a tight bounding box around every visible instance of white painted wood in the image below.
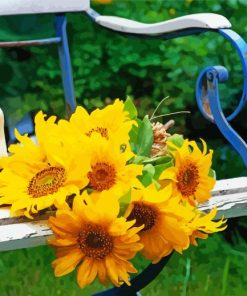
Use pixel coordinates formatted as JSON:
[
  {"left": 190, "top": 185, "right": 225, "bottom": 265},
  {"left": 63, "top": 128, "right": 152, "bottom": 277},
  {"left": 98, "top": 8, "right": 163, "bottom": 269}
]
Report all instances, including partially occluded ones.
[
  {"left": 0, "top": 221, "right": 51, "bottom": 252},
  {"left": 0, "top": 208, "right": 53, "bottom": 251},
  {"left": 199, "top": 191, "right": 247, "bottom": 219},
  {"left": 0, "top": 207, "right": 13, "bottom": 219},
  {"left": 95, "top": 13, "right": 231, "bottom": 35},
  {"left": 0, "top": 109, "right": 7, "bottom": 157},
  {"left": 0, "top": 177, "right": 246, "bottom": 252},
  {"left": 212, "top": 177, "right": 247, "bottom": 193},
  {"left": 199, "top": 177, "right": 247, "bottom": 219},
  {"left": 0, "top": 0, "right": 90, "bottom": 16}
]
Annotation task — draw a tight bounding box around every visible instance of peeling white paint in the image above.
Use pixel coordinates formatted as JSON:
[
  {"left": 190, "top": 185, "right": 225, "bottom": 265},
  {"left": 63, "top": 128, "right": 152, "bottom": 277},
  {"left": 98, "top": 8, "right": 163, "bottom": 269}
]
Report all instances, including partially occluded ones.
[{"left": 0, "top": 177, "right": 247, "bottom": 252}]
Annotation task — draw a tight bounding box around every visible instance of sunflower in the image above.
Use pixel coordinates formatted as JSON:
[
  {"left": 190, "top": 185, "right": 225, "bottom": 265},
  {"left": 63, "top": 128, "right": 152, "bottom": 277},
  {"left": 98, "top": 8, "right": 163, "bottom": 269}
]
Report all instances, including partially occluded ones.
[
  {"left": 48, "top": 191, "right": 143, "bottom": 288},
  {"left": 0, "top": 115, "right": 91, "bottom": 218},
  {"left": 124, "top": 184, "right": 226, "bottom": 263},
  {"left": 69, "top": 99, "right": 136, "bottom": 146},
  {"left": 159, "top": 139, "right": 215, "bottom": 205},
  {"left": 124, "top": 184, "right": 192, "bottom": 263},
  {"left": 33, "top": 111, "right": 90, "bottom": 158},
  {"left": 188, "top": 208, "right": 227, "bottom": 246},
  {"left": 35, "top": 112, "right": 142, "bottom": 196},
  {"left": 86, "top": 134, "right": 143, "bottom": 196}
]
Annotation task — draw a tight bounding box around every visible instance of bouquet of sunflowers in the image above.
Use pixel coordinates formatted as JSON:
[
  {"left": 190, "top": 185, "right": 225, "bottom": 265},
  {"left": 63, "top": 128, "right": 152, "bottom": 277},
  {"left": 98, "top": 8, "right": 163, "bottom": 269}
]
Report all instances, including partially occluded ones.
[{"left": 0, "top": 98, "right": 226, "bottom": 288}]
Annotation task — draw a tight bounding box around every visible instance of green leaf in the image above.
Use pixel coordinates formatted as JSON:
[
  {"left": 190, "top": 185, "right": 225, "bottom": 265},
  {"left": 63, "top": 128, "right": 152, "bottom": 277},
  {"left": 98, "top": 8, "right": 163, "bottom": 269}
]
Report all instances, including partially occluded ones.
[
  {"left": 152, "top": 155, "right": 173, "bottom": 165},
  {"left": 132, "top": 155, "right": 149, "bottom": 164},
  {"left": 143, "top": 164, "right": 155, "bottom": 175},
  {"left": 135, "top": 116, "right": 153, "bottom": 157},
  {"left": 142, "top": 157, "right": 160, "bottom": 164},
  {"left": 119, "top": 189, "right": 132, "bottom": 216},
  {"left": 154, "top": 161, "right": 173, "bottom": 180},
  {"left": 139, "top": 164, "right": 155, "bottom": 187},
  {"left": 167, "top": 134, "right": 184, "bottom": 150},
  {"left": 124, "top": 96, "right": 138, "bottom": 119},
  {"left": 132, "top": 155, "right": 173, "bottom": 166},
  {"left": 129, "top": 119, "right": 141, "bottom": 153},
  {"left": 139, "top": 173, "right": 153, "bottom": 187},
  {"left": 209, "top": 168, "right": 216, "bottom": 179}
]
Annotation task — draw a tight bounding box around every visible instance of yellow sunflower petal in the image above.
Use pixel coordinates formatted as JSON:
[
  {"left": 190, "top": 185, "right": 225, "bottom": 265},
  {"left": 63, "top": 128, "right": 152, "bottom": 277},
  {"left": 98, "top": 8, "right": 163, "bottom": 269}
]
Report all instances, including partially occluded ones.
[
  {"left": 52, "top": 248, "right": 83, "bottom": 277},
  {"left": 49, "top": 190, "right": 142, "bottom": 288},
  {"left": 162, "top": 139, "right": 215, "bottom": 204},
  {"left": 77, "top": 258, "right": 96, "bottom": 288}
]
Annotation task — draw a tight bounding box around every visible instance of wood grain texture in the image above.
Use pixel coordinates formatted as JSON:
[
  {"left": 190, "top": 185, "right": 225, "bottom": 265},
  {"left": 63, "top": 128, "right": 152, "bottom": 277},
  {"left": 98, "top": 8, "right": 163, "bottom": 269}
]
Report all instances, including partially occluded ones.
[
  {"left": 0, "top": 177, "right": 246, "bottom": 252},
  {"left": 199, "top": 177, "right": 247, "bottom": 219},
  {"left": 0, "top": 221, "right": 51, "bottom": 252}
]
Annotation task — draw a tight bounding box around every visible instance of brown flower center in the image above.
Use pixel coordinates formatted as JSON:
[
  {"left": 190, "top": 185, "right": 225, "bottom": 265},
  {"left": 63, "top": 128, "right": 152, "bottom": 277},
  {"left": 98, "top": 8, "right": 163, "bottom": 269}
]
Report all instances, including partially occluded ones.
[
  {"left": 28, "top": 166, "right": 66, "bottom": 198},
  {"left": 87, "top": 162, "right": 116, "bottom": 191},
  {"left": 86, "top": 127, "right": 109, "bottom": 139},
  {"left": 176, "top": 161, "right": 199, "bottom": 196},
  {"left": 78, "top": 224, "right": 113, "bottom": 260},
  {"left": 127, "top": 202, "right": 158, "bottom": 232}
]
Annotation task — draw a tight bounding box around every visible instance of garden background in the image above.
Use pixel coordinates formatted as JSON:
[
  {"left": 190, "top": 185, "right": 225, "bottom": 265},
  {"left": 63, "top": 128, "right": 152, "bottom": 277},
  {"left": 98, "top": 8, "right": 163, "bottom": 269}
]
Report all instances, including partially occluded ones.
[{"left": 1, "top": 0, "right": 247, "bottom": 295}]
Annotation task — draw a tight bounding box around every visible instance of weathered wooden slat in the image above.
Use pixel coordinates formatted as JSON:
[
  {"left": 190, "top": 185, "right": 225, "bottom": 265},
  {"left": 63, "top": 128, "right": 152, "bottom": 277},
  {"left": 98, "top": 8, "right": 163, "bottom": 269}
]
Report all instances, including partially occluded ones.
[
  {"left": 0, "top": 37, "right": 61, "bottom": 48},
  {"left": 212, "top": 177, "right": 247, "bottom": 194},
  {"left": 199, "top": 177, "right": 247, "bottom": 219},
  {"left": 0, "top": 0, "right": 90, "bottom": 16},
  {"left": 0, "top": 177, "right": 246, "bottom": 252},
  {"left": 0, "top": 221, "right": 51, "bottom": 252}
]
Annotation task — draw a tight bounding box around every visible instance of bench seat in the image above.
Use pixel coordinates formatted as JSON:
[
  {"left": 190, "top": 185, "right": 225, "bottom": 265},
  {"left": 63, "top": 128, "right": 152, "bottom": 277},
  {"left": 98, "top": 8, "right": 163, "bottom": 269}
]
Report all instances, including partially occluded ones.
[{"left": 1, "top": 177, "right": 247, "bottom": 252}]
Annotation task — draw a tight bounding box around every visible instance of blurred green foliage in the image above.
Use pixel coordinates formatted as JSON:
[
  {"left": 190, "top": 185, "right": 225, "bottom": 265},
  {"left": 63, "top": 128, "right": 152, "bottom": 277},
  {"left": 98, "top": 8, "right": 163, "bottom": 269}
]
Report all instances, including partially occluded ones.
[
  {"left": 0, "top": 0, "right": 246, "bottom": 175},
  {"left": 1, "top": 234, "right": 247, "bottom": 295},
  {"left": 0, "top": 2, "right": 247, "bottom": 295}
]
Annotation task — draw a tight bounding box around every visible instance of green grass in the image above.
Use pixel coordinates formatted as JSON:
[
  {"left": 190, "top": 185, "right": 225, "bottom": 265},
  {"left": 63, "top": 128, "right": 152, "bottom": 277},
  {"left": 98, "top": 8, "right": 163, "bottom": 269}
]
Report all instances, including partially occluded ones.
[{"left": 1, "top": 233, "right": 247, "bottom": 296}]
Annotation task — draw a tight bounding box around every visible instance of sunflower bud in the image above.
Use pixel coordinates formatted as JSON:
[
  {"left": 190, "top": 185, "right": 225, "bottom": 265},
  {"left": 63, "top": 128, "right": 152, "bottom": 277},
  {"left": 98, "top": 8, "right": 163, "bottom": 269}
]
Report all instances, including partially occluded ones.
[{"left": 151, "top": 120, "right": 175, "bottom": 157}]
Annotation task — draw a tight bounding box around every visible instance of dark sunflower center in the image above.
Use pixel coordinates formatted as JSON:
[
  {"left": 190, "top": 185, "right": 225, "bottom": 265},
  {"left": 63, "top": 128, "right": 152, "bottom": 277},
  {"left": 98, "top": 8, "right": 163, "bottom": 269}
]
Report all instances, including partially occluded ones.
[
  {"left": 78, "top": 224, "right": 113, "bottom": 260},
  {"left": 86, "top": 127, "right": 109, "bottom": 139},
  {"left": 28, "top": 166, "right": 66, "bottom": 198},
  {"left": 87, "top": 162, "right": 116, "bottom": 191},
  {"left": 177, "top": 161, "right": 199, "bottom": 196},
  {"left": 127, "top": 202, "right": 158, "bottom": 232}
]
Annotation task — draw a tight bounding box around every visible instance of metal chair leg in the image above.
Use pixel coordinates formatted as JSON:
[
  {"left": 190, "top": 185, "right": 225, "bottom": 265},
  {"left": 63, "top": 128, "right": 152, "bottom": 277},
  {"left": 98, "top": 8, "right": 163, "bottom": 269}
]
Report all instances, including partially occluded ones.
[{"left": 55, "top": 14, "right": 77, "bottom": 115}]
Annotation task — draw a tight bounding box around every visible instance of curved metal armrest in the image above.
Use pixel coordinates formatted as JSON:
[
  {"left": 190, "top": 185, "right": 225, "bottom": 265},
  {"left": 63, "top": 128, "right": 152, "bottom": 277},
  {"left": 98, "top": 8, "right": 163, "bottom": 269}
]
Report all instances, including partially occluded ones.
[
  {"left": 86, "top": 9, "right": 231, "bottom": 36},
  {"left": 87, "top": 8, "right": 247, "bottom": 167}
]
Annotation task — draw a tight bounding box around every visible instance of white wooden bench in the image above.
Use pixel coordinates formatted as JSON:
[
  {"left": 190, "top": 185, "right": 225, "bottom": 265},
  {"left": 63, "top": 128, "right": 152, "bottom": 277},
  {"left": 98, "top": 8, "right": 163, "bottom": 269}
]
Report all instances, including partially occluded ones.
[
  {"left": 0, "top": 177, "right": 246, "bottom": 252},
  {"left": 0, "top": 3, "right": 247, "bottom": 295},
  {"left": 0, "top": 0, "right": 246, "bottom": 253}
]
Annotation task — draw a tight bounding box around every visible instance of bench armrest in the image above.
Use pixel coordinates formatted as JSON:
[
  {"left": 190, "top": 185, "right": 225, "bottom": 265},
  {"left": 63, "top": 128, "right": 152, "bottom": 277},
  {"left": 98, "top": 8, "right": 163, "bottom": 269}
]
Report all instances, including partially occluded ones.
[
  {"left": 91, "top": 12, "right": 231, "bottom": 36},
  {"left": 0, "top": 0, "right": 90, "bottom": 16}
]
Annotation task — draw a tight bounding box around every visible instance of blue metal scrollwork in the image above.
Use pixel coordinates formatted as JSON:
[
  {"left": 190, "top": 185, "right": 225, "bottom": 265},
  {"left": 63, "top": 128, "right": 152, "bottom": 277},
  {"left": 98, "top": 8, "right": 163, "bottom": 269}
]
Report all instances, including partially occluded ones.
[
  {"left": 89, "top": 16, "right": 247, "bottom": 296},
  {"left": 88, "top": 6, "right": 247, "bottom": 167},
  {"left": 196, "top": 29, "right": 247, "bottom": 167}
]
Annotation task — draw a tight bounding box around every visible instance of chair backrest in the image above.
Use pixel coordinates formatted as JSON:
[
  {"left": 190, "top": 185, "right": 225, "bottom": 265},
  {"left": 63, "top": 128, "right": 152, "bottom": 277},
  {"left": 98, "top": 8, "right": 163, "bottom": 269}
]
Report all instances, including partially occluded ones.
[{"left": 0, "top": 0, "right": 90, "bottom": 16}]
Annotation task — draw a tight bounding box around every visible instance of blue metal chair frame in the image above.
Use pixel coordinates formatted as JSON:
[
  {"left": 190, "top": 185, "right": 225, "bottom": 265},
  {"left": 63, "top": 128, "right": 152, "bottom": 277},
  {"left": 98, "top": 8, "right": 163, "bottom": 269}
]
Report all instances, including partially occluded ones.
[
  {"left": 86, "top": 12, "right": 247, "bottom": 296},
  {"left": 87, "top": 9, "right": 247, "bottom": 167},
  {"left": 196, "top": 29, "right": 247, "bottom": 167},
  {"left": 0, "top": 14, "right": 76, "bottom": 115},
  {"left": 1, "top": 9, "right": 247, "bottom": 296},
  {"left": 1, "top": 14, "right": 77, "bottom": 143}
]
